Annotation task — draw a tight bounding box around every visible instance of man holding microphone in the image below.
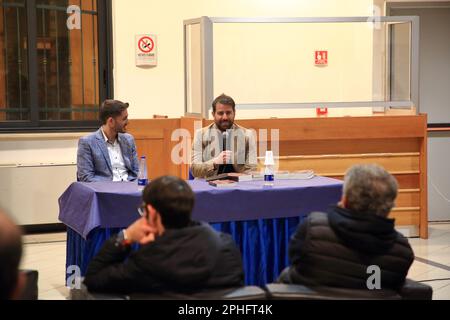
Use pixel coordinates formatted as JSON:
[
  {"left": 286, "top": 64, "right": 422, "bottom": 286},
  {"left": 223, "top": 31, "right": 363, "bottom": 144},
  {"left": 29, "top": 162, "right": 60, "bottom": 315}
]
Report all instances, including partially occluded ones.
[{"left": 190, "top": 94, "right": 257, "bottom": 178}]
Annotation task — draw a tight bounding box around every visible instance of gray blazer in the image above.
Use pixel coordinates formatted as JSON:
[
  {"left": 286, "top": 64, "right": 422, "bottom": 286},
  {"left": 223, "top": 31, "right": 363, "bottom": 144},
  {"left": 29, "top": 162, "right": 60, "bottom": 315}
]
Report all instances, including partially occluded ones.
[
  {"left": 77, "top": 128, "right": 139, "bottom": 182},
  {"left": 190, "top": 123, "right": 257, "bottom": 178}
]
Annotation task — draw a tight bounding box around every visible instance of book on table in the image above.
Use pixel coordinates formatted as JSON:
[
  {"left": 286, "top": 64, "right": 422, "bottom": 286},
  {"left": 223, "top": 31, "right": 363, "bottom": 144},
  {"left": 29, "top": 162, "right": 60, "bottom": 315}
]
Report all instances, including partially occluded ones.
[
  {"left": 208, "top": 179, "right": 238, "bottom": 188},
  {"left": 204, "top": 171, "right": 315, "bottom": 183},
  {"left": 205, "top": 172, "right": 253, "bottom": 182}
]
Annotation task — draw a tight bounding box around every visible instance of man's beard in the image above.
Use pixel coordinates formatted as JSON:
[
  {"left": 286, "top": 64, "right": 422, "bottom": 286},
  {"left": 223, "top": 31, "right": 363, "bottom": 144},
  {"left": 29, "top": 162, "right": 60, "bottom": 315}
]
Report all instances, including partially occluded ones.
[
  {"left": 217, "top": 120, "right": 232, "bottom": 130},
  {"left": 116, "top": 124, "right": 126, "bottom": 133}
]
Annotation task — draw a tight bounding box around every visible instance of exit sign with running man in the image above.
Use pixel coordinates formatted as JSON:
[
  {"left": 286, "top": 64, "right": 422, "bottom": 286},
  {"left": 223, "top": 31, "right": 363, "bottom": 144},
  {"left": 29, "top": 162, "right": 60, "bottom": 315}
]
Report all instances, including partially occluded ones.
[{"left": 315, "top": 50, "right": 328, "bottom": 66}]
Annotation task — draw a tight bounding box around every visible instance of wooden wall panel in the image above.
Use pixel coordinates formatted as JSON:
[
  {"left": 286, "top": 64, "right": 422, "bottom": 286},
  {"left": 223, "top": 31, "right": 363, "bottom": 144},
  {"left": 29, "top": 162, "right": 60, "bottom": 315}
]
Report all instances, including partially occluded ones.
[
  {"left": 134, "top": 138, "right": 166, "bottom": 178},
  {"left": 179, "top": 117, "right": 202, "bottom": 179},
  {"left": 238, "top": 116, "right": 426, "bottom": 141},
  {"left": 325, "top": 173, "right": 420, "bottom": 189},
  {"left": 279, "top": 138, "right": 421, "bottom": 156},
  {"left": 419, "top": 125, "right": 429, "bottom": 238},
  {"left": 390, "top": 209, "right": 420, "bottom": 226},
  {"left": 393, "top": 173, "right": 421, "bottom": 189},
  {"left": 396, "top": 189, "right": 420, "bottom": 207},
  {"left": 128, "top": 119, "right": 182, "bottom": 179},
  {"left": 257, "top": 153, "right": 420, "bottom": 175}
]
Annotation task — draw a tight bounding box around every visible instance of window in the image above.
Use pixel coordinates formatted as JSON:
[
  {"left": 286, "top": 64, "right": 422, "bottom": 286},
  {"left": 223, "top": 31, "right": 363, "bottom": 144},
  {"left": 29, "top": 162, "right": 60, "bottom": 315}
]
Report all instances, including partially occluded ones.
[{"left": 0, "top": 0, "right": 112, "bottom": 131}]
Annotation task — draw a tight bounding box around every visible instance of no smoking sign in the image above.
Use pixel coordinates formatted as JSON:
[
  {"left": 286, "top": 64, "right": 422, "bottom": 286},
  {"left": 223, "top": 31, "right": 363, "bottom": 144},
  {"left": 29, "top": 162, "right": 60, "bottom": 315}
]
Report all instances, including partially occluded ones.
[
  {"left": 138, "top": 36, "right": 154, "bottom": 53},
  {"left": 135, "top": 34, "right": 157, "bottom": 66}
]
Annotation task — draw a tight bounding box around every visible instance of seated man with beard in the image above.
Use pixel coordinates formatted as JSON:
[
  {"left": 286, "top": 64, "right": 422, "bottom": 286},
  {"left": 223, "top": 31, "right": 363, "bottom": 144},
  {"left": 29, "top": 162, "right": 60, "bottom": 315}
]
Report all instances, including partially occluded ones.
[
  {"left": 77, "top": 99, "right": 139, "bottom": 182},
  {"left": 190, "top": 94, "right": 257, "bottom": 178}
]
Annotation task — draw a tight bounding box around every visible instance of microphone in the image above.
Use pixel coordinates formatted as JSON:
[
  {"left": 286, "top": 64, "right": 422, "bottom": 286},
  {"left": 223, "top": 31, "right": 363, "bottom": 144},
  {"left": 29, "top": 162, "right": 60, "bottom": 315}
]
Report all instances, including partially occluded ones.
[
  {"left": 218, "top": 131, "right": 229, "bottom": 174},
  {"left": 222, "top": 131, "right": 229, "bottom": 152}
]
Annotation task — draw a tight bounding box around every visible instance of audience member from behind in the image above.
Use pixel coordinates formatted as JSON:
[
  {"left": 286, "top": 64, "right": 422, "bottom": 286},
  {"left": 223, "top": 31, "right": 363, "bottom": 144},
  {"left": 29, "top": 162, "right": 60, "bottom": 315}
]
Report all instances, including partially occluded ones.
[
  {"left": 84, "top": 176, "right": 244, "bottom": 293},
  {"left": 77, "top": 99, "right": 139, "bottom": 182},
  {"left": 281, "top": 164, "right": 414, "bottom": 291},
  {"left": 0, "top": 209, "right": 25, "bottom": 300}
]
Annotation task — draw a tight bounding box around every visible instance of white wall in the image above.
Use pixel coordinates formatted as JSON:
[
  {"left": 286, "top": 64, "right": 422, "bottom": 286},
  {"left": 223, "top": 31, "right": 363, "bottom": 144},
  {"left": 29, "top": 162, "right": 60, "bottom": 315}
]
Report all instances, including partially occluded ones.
[
  {"left": 0, "top": 135, "right": 80, "bottom": 166},
  {"left": 0, "top": 134, "right": 80, "bottom": 225},
  {"left": 112, "top": 0, "right": 375, "bottom": 119}
]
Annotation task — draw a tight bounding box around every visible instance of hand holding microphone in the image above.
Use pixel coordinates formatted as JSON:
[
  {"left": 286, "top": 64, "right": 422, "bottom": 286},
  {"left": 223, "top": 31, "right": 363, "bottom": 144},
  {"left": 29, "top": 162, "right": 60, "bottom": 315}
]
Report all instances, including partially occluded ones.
[
  {"left": 213, "top": 151, "right": 232, "bottom": 165},
  {"left": 213, "top": 131, "right": 231, "bottom": 165}
]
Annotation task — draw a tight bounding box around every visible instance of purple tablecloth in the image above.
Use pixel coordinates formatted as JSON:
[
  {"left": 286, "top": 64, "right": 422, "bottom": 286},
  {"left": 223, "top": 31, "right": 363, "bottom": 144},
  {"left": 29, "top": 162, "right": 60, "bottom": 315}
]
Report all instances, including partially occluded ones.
[{"left": 59, "top": 176, "right": 343, "bottom": 239}]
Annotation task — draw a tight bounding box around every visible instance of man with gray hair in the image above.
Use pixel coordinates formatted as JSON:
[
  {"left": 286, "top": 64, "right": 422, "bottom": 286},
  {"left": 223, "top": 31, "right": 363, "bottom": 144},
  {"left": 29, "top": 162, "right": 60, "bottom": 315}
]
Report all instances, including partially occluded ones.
[{"left": 280, "top": 164, "right": 414, "bottom": 291}]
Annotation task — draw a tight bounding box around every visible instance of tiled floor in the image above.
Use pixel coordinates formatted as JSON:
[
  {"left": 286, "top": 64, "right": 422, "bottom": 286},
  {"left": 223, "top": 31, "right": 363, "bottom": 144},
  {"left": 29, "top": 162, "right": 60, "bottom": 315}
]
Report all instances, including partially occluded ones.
[
  {"left": 21, "top": 232, "right": 69, "bottom": 300},
  {"left": 20, "top": 222, "right": 450, "bottom": 300}
]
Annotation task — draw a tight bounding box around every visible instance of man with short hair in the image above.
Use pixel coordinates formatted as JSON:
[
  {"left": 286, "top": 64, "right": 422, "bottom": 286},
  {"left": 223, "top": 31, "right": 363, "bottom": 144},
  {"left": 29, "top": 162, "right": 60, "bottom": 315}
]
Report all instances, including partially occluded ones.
[
  {"left": 0, "top": 209, "right": 25, "bottom": 300},
  {"left": 190, "top": 94, "right": 257, "bottom": 178},
  {"left": 84, "top": 176, "right": 244, "bottom": 293},
  {"left": 77, "top": 99, "right": 139, "bottom": 182},
  {"left": 281, "top": 164, "right": 414, "bottom": 290}
]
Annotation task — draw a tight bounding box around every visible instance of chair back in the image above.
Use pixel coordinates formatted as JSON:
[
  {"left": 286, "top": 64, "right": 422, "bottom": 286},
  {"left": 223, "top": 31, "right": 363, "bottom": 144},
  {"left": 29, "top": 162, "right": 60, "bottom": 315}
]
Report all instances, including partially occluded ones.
[
  {"left": 71, "top": 283, "right": 267, "bottom": 300},
  {"left": 266, "top": 280, "right": 433, "bottom": 300},
  {"left": 19, "top": 270, "right": 39, "bottom": 300}
]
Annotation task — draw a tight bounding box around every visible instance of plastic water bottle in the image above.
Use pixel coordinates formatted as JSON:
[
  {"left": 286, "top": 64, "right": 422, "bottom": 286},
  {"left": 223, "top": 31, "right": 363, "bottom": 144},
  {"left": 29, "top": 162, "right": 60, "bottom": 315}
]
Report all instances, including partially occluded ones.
[
  {"left": 264, "top": 151, "right": 275, "bottom": 186},
  {"left": 264, "top": 164, "right": 275, "bottom": 186},
  {"left": 137, "top": 156, "right": 148, "bottom": 189}
]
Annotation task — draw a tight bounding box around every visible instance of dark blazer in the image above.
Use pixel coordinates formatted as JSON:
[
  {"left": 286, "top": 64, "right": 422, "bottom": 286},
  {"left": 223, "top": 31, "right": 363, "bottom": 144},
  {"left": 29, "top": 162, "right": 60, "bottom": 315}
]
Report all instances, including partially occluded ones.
[
  {"left": 285, "top": 206, "right": 414, "bottom": 290},
  {"left": 84, "top": 222, "right": 244, "bottom": 294},
  {"left": 77, "top": 128, "right": 139, "bottom": 182}
]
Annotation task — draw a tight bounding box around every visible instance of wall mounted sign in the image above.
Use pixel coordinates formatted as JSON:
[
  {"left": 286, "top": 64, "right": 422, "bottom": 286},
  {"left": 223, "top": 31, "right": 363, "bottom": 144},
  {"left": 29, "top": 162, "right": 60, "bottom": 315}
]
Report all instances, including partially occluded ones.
[
  {"left": 315, "top": 50, "right": 328, "bottom": 66},
  {"left": 136, "top": 34, "right": 157, "bottom": 66}
]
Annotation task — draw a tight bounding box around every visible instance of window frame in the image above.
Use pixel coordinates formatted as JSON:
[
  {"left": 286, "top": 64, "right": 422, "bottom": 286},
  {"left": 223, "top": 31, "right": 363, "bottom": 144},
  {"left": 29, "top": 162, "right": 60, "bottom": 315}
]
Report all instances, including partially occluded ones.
[{"left": 0, "top": 0, "right": 113, "bottom": 133}]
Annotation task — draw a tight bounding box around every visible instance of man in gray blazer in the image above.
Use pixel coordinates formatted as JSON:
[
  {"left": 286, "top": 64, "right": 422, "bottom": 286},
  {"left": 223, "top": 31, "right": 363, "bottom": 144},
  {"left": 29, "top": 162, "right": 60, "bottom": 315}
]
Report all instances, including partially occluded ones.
[
  {"left": 190, "top": 94, "right": 257, "bottom": 178},
  {"left": 77, "top": 100, "right": 139, "bottom": 182}
]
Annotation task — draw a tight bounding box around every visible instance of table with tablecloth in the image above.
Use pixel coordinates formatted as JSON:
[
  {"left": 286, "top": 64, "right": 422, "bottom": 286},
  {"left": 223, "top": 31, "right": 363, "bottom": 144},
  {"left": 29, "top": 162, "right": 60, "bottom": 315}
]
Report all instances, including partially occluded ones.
[{"left": 59, "top": 177, "right": 343, "bottom": 286}]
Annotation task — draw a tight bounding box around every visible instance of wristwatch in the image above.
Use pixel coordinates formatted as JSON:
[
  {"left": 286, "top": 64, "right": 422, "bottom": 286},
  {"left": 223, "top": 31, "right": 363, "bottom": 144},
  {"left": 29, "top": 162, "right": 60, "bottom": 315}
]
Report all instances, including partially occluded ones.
[{"left": 115, "top": 229, "right": 132, "bottom": 248}]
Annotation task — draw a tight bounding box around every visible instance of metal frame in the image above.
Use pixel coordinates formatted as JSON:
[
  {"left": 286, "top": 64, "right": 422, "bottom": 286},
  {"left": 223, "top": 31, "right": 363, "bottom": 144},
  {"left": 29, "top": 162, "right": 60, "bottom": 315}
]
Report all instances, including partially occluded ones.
[
  {"left": 0, "top": 0, "right": 113, "bottom": 133},
  {"left": 387, "top": 20, "right": 417, "bottom": 107},
  {"left": 183, "top": 17, "right": 214, "bottom": 118},
  {"left": 183, "top": 16, "right": 420, "bottom": 119},
  {"left": 183, "top": 18, "right": 201, "bottom": 117}
]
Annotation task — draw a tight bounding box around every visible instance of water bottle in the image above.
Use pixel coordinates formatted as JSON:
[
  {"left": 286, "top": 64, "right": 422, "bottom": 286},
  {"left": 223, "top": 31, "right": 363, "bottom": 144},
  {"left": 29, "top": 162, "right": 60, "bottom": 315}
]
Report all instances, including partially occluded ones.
[
  {"left": 137, "top": 156, "right": 148, "bottom": 189},
  {"left": 264, "top": 151, "right": 275, "bottom": 186},
  {"left": 264, "top": 164, "right": 275, "bottom": 186}
]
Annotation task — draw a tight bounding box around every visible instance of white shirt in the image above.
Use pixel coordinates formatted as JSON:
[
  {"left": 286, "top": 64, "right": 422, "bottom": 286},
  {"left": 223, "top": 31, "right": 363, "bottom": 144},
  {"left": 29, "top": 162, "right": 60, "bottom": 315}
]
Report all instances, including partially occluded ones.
[{"left": 101, "top": 128, "right": 129, "bottom": 182}]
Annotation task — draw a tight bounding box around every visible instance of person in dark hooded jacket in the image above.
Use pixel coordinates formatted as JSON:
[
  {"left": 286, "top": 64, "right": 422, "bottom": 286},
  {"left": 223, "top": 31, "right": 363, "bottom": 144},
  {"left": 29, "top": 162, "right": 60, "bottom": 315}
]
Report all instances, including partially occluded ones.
[
  {"left": 84, "top": 176, "right": 244, "bottom": 294},
  {"left": 281, "top": 164, "right": 414, "bottom": 290}
]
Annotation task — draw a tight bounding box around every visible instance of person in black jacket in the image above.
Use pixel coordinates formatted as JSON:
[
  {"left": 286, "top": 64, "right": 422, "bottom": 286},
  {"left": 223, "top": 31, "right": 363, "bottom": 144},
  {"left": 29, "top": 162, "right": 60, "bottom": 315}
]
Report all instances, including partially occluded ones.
[
  {"left": 280, "top": 164, "right": 414, "bottom": 291},
  {"left": 84, "top": 176, "right": 244, "bottom": 294}
]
